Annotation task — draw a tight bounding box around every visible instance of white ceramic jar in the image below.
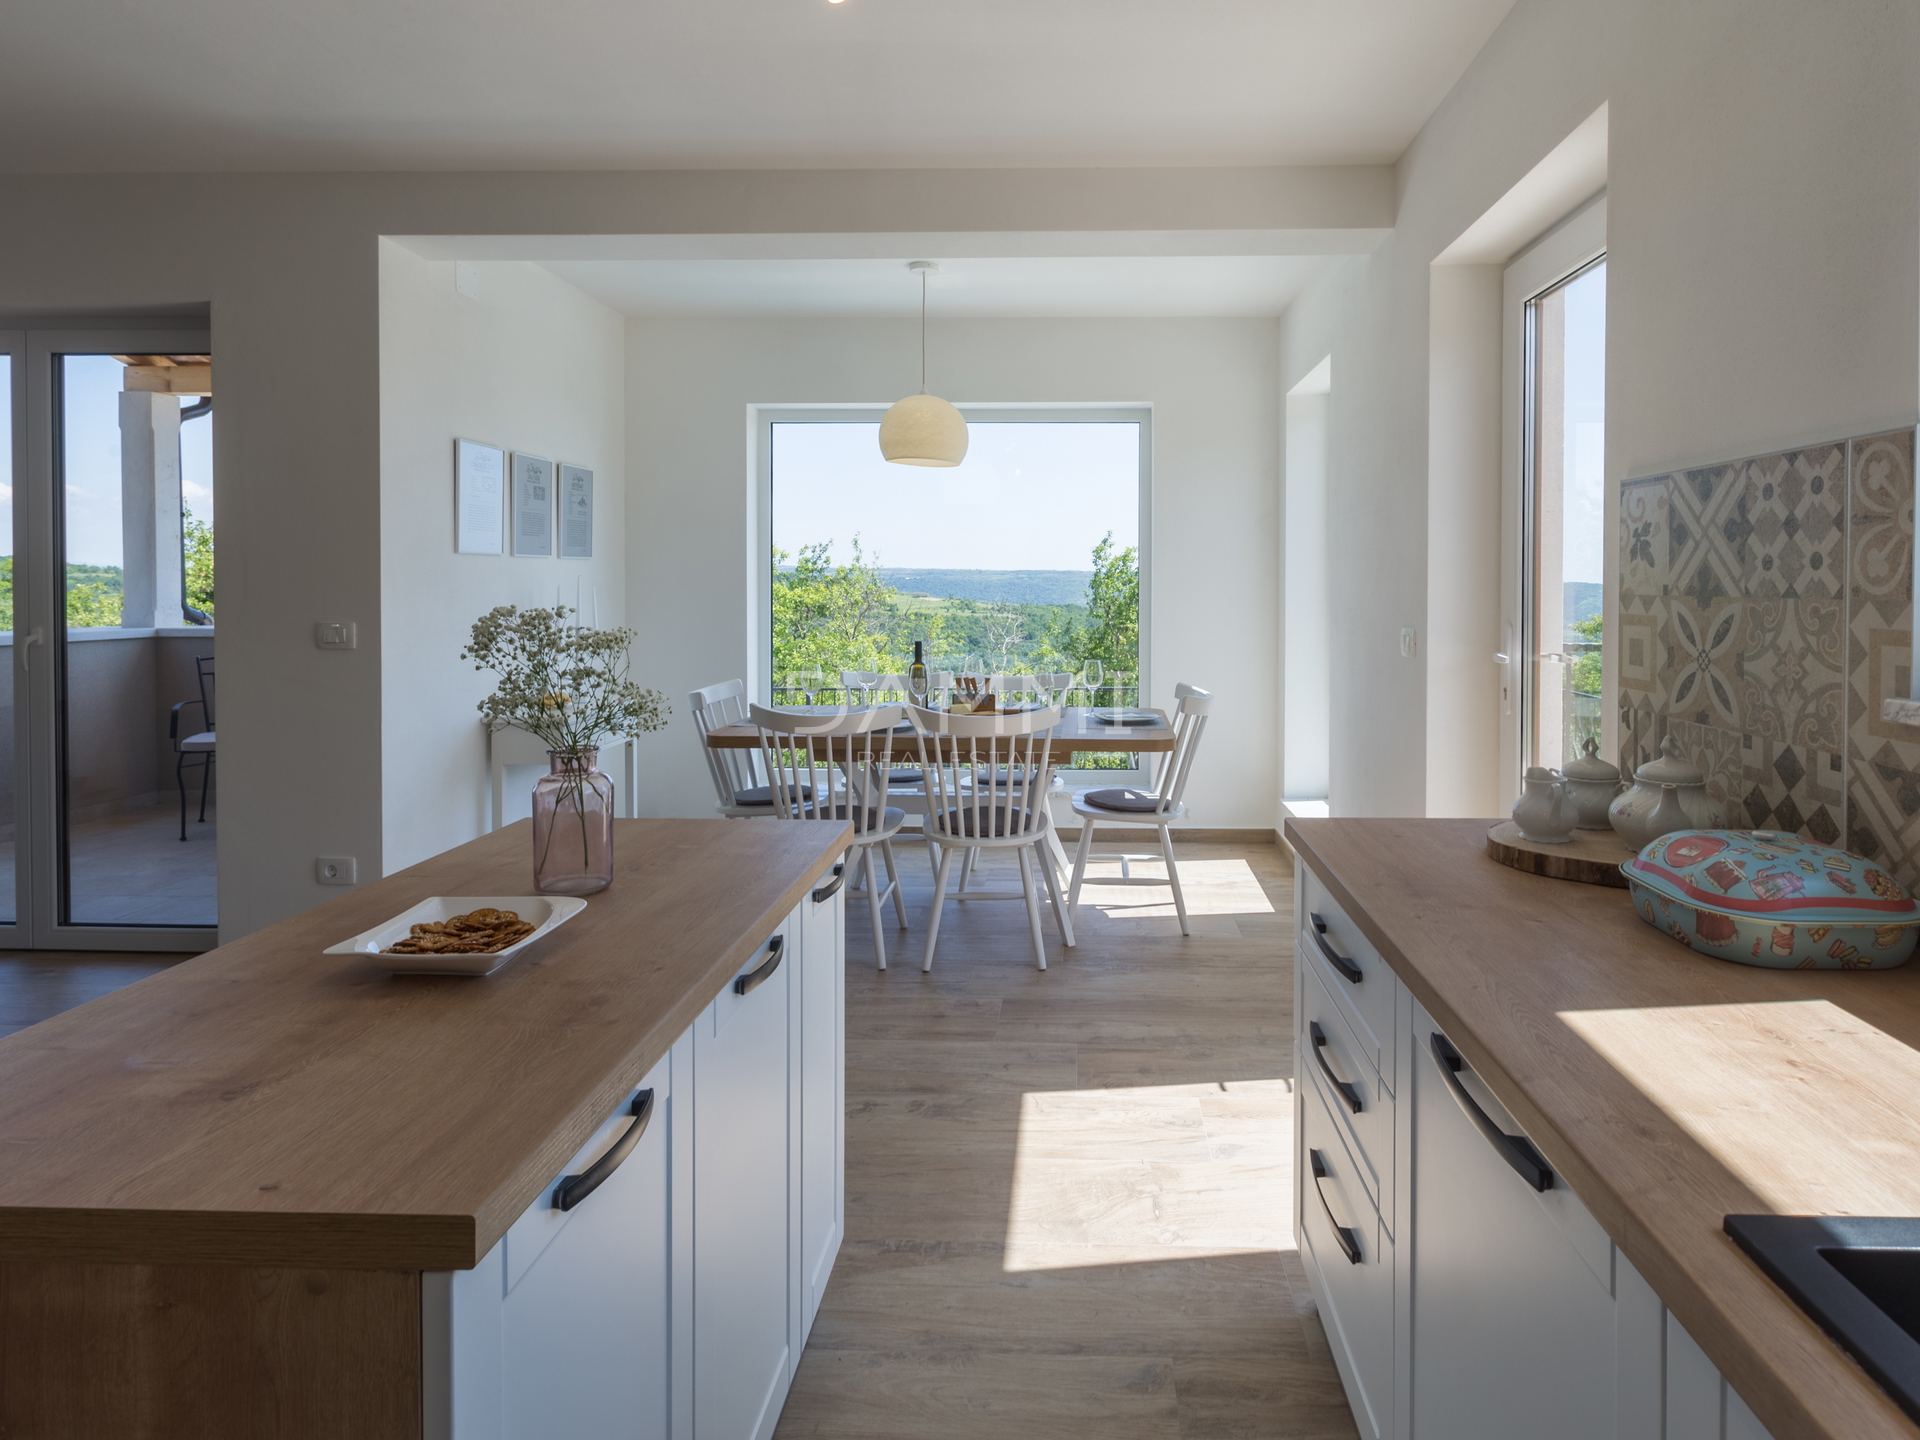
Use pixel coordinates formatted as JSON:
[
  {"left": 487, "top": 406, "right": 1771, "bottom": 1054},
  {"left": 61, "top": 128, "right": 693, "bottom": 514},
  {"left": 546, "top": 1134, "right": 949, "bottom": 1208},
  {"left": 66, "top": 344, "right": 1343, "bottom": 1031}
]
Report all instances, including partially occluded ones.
[
  {"left": 1512, "top": 766, "right": 1578, "bottom": 843},
  {"left": 1561, "top": 737, "right": 1623, "bottom": 830},
  {"left": 1609, "top": 736, "right": 1726, "bottom": 851}
]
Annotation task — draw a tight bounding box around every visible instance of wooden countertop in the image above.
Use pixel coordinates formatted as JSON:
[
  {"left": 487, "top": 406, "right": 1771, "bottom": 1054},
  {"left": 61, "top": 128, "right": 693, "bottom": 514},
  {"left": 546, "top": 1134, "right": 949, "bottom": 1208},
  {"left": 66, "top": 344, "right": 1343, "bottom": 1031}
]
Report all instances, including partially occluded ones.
[
  {"left": 1285, "top": 818, "right": 1920, "bottom": 1440},
  {"left": 0, "top": 818, "right": 850, "bottom": 1272}
]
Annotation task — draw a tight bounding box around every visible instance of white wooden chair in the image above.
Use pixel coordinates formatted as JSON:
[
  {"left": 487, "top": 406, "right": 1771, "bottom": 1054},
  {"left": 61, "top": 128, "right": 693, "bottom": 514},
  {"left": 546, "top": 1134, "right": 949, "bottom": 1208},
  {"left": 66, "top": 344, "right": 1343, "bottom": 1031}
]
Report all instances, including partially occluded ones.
[
  {"left": 690, "top": 679, "right": 815, "bottom": 818},
  {"left": 750, "top": 703, "right": 911, "bottom": 968},
  {"left": 1066, "top": 683, "right": 1212, "bottom": 935},
  {"left": 913, "top": 704, "right": 1072, "bottom": 972},
  {"left": 841, "top": 672, "right": 950, "bottom": 876}
]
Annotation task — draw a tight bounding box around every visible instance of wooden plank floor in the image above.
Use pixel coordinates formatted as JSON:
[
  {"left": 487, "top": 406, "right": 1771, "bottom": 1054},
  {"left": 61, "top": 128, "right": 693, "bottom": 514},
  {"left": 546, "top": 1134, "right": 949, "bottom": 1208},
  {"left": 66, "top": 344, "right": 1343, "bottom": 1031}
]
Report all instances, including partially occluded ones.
[
  {"left": 779, "top": 838, "right": 1358, "bottom": 1440},
  {"left": 0, "top": 951, "right": 180, "bottom": 1039}
]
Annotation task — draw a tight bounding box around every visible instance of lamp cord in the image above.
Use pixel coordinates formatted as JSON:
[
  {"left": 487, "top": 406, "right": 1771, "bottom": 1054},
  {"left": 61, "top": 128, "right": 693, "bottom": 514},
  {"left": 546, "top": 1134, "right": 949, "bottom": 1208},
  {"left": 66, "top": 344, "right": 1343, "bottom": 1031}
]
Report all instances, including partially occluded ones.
[{"left": 919, "top": 269, "right": 928, "bottom": 393}]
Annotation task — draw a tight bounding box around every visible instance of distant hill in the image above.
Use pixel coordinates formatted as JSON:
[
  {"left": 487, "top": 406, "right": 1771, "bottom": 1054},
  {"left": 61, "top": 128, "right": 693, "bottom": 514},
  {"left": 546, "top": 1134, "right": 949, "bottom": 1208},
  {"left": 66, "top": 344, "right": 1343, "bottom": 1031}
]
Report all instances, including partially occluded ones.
[
  {"left": 1565, "top": 581, "right": 1602, "bottom": 633},
  {"left": 878, "top": 569, "right": 1093, "bottom": 606}
]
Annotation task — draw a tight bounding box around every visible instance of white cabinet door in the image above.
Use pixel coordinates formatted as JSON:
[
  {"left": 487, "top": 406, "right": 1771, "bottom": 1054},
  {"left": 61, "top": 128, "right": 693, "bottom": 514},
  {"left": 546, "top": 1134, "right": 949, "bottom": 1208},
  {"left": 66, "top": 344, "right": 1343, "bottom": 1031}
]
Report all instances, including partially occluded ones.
[
  {"left": 796, "top": 866, "right": 845, "bottom": 1343},
  {"left": 694, "top": 921, "right": 795, "bottom": 1440},
  {"left": 426, "top": 1045, "right": 680, "bottom": 1440},
  {"left": 1410, "top": 1000, "right": 1617, "bottom": 1440}
]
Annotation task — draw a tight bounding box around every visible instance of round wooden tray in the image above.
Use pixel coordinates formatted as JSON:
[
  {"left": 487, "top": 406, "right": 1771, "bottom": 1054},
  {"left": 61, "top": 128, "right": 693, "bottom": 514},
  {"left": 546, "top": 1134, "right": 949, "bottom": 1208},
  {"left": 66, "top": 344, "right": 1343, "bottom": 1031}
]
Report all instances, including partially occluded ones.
[{"left": 1485, "top": 820, "right": 1632, "bottom": 888}]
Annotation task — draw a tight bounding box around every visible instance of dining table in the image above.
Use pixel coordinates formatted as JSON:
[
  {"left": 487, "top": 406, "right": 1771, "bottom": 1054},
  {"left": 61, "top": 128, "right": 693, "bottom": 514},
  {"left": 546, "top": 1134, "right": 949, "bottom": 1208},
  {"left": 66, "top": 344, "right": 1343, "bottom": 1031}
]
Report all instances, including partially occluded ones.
[{"left": 701, "top": 703, "right": 1177, "bottom": 877}]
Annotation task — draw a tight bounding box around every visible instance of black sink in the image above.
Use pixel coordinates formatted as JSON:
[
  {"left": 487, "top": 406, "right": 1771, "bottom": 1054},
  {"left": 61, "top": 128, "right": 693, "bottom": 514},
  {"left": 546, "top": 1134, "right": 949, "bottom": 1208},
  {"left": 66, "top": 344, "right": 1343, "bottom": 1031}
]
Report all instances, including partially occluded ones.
[{"left": 1725, "top": 1214, "right": 1920, "bottom": 1425}]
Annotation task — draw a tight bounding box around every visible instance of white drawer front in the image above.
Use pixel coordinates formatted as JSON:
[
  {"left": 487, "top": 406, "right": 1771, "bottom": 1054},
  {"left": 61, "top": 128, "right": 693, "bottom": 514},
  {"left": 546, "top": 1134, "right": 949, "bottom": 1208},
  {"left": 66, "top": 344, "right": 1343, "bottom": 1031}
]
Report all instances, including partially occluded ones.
[
  {"left": 1301, "top": 868, "right": 1396, "bottom": 1093},
  {"left": 1301, "top": 1065, "right": 1393, "bottom": 1440},
  {"left": 1301, "top": 958, "right": 1392, "bottom": 1220}
]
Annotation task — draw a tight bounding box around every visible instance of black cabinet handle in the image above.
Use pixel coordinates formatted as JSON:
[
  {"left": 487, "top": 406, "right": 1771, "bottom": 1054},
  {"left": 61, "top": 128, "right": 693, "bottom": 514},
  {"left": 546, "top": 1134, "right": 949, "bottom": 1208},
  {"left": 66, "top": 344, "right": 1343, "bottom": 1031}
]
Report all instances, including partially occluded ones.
[
  {"left": 1310, "top": 1149, "right": 1362, "bottom": 1265},
  {"left": 1311, "top": 1022, "right": 1363, "bottom": 1114},
  {"left": 555, "top": 1089, "right": 654, "bottom": 1213},
  {"left": 1309, "top": 914, "right": 1363, "bottom": 984},
  {"left": 813, "top": 864, "right": 845, "bottom": 904},
  {"left": 735, "top": 935, "right": 784, "bottom": 996},
  {"left": 1430, "top": 1033, "right": 1553, "bottom": 1193}
]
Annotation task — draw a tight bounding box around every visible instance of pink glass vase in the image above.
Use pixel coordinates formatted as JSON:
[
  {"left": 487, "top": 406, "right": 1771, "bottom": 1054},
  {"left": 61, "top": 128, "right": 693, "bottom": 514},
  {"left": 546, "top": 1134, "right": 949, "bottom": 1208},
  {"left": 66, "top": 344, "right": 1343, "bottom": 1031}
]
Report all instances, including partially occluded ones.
[{"left": 532, "top": 747, "right": 615, "bottom": 895}]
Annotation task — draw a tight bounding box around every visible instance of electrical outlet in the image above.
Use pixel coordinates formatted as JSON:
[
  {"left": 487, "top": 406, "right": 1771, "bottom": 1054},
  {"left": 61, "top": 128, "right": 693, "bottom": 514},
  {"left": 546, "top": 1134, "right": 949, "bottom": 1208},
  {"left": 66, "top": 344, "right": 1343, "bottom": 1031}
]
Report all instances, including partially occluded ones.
[
  {"left": 1400, "top": 627, "right": 1419, "bottom": 659},
  {"left": 316, "top": 856, "right": 357, "bottom": 886},
  {"left": 315, "top": 621, "right": 356, "bottom": 650}
]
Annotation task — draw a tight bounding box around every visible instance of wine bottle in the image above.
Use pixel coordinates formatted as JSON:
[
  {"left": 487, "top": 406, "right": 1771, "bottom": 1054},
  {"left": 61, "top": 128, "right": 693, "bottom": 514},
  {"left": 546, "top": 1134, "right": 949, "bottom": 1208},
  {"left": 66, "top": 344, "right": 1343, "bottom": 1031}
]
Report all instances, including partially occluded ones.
[{"left": 908, "top": 641, "right": 928, "bottom": 703}]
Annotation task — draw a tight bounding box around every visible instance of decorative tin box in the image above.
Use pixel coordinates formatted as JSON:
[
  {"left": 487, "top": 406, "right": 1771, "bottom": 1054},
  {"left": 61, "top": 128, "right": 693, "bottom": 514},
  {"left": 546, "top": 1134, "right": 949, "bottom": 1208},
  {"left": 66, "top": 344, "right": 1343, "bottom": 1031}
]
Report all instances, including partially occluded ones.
[{"left": 1622, "top": 830, "right": 1920, "bottom": 970}]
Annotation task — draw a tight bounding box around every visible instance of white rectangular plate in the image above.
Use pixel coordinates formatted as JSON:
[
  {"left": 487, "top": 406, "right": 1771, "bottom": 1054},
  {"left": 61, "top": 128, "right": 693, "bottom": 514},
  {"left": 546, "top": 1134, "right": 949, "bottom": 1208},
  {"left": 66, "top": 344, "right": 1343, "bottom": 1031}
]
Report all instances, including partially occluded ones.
[
  {"left": 1090, "top": 708, "right": 1161, "bottom": 726},
  {"left": 326, "top": 895, "right": 588, "bottom": 976}
]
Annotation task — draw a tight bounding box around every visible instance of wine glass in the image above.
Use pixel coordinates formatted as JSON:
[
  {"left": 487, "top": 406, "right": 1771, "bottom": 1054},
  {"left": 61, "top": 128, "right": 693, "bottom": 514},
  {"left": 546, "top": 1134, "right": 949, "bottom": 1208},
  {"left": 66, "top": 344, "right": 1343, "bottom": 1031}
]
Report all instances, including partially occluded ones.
[
  {"left": 1085, "top": 659, "right": 1104, "bottom": 708},
  {"left": 908, "top": 665, "right": 929, "bottom": 708},
  {"left": 799, "top": 667, "right": 824, "bottom": 708}
]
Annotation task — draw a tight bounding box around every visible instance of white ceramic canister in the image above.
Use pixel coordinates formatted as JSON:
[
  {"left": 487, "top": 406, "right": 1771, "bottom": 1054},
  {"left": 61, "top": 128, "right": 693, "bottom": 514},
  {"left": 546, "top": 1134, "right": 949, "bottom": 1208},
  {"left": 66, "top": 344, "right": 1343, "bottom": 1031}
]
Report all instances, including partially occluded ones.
[
  {"left": 1609, "top": 736, "right": 1727, "bottom": 850},
  {"left": 1561, "top": 737, "right": 1623, "bottom": 830},
  {"left": 1512, "top": 766, "right": 1578, "bottom": 843}
]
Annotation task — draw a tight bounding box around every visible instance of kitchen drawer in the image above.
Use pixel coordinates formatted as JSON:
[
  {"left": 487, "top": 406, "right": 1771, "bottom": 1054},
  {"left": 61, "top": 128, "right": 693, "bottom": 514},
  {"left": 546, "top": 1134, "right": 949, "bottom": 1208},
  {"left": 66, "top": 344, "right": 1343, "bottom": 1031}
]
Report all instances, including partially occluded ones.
[
  {"left": 1301, "top": 1058, "right": 1394, "bottom": 1440},
  {"left": 1301, "top": 957, "right": 1392, "bottom": 1217},
  {"left": 1300, "top": 868, "right": 1396, "bottom": 1093}
]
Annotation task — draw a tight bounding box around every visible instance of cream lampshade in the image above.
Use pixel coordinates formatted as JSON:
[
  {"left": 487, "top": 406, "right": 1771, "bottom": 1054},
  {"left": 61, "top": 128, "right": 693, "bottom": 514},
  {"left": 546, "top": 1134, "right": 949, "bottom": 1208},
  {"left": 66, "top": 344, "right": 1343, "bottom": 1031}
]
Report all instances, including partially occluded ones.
[
  {"left": 880, "top": 392, "right": 968, "bottom": 466},
  {"left": 881, "top": 261, "right": 967, "bottom": 467}
]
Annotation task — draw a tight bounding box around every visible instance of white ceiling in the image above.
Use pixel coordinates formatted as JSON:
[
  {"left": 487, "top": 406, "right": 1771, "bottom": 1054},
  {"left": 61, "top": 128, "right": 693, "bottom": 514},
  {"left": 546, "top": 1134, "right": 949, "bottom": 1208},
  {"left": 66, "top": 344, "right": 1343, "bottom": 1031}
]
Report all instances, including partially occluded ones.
[
  {"left": 543, "top": 255, "right": 1330, "bottom": 318},
  {"left": 1, "top": 0, "right": 1517, "bottom": 173}
]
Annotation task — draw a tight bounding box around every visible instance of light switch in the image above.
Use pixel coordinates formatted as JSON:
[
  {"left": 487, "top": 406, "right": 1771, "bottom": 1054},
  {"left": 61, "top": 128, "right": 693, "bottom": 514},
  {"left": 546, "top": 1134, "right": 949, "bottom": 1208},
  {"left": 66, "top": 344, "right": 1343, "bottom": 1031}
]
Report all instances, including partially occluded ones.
[
  {"left": 1400, "top": 627, "right": 1419, "bottom": 659},
  {"left": 316, "top": 856, "right": 356, "bottom": 886},
  {"left": 315, "top": 621, "right": 356, "bottom": 650}
]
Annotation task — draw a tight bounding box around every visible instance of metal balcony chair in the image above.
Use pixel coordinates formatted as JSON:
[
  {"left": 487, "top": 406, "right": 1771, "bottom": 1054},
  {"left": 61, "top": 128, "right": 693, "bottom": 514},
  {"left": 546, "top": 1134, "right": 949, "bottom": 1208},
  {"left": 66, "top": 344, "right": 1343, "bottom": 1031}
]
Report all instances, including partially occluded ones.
[{"left": 168, "top": 655, "right": 216, "bottom": 841}]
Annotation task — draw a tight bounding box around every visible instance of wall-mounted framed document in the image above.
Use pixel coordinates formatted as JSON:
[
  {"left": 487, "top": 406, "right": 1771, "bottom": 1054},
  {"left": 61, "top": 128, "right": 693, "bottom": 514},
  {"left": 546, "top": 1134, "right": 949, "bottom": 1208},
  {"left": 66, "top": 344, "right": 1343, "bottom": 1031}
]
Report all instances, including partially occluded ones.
[
  {"left": 454, "top": 439, "right": 505, "bottom": 554},
  {"left": 559, "top": 464, "right": 593, "bottom": 559},
  {"left": 511, "top": 453, "right": 555, "bottom": 558}
]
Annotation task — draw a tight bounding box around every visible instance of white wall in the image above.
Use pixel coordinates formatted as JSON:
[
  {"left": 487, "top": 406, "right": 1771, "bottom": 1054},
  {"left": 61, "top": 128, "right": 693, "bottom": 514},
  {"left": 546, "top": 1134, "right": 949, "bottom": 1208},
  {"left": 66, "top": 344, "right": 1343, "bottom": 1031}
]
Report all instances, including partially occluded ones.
[
  {"left": 625, "top": 315, "right": 1280, "bottom": 831},
  {"left": 378, "top": 246, "right": 627, "bottom": 872},
  {"left": 1278, "top": 0, "right": 1919, "bottom": 817},
  {"left": 1283, "top": 365, "right": 1331, "bottom": 804},
  {"left": 0, "top": 166, "right": 1364, "bottom": 938}
]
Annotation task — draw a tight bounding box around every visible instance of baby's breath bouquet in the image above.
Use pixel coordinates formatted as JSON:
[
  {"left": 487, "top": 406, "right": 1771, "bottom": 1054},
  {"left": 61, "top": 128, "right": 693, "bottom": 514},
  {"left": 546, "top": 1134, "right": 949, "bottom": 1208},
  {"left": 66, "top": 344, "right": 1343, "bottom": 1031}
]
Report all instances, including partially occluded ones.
[
  {"left": 463, "top": 604, "right": 670, "bottom": 749},
  {"left": 463, "top": 605, "right": 669, "bottom": 893}
]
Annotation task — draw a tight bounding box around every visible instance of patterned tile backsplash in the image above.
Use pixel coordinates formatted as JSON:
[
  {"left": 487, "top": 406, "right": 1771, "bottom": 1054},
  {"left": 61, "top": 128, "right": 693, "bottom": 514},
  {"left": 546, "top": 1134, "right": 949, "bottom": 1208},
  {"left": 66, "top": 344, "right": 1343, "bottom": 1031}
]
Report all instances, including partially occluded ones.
[{"left": 1620, "top": 427, "right": 1916, "bottom": 886}]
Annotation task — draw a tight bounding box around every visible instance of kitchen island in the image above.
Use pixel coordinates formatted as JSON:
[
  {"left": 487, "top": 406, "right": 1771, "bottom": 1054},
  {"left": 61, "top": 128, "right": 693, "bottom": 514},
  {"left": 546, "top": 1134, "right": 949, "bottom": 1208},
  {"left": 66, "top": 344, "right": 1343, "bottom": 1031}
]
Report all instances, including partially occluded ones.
[
  {"left": 0, "top": 817, "right": 850, "bottom": 1440},
  {"left": 1287, "top": 817, "right": 1920, "bottom": 1440}
]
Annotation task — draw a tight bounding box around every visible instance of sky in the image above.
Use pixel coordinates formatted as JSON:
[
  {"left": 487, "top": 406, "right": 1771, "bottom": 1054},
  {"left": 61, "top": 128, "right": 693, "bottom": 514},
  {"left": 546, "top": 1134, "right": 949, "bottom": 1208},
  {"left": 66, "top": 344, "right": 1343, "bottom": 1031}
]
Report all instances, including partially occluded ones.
[
  {"left": 772, "top": 420, "right": 1140, "bottom": 572},
  {"left": 1559, "top": 262, "right": 1607, "bottom": 586},
  {"left": 58, "top": 353, "right": 213, "bottom": 571}
]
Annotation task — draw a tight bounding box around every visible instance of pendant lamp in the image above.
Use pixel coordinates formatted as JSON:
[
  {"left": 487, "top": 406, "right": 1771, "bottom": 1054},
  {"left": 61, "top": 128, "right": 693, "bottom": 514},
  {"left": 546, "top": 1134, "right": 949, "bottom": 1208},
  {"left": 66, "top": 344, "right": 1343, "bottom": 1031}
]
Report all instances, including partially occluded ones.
[{"left": 880, "top": 261, "right": 968, "bottom": 467}]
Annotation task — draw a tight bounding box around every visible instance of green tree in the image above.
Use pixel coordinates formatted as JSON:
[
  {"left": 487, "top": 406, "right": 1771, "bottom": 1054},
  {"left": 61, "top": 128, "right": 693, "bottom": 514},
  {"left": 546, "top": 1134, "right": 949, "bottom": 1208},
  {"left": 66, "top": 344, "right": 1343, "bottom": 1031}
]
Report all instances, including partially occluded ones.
[
  {"left": 1570, "top": 613, "right": 1602, "bottom": 696},
  {"left": 184, "top": 508, "right": 214, "bottom": 618},
  {"left": 1051, "top": 533, "right": 1139, "bottom": 679},
  {"left": 66, "top": 580, "right": 121, "bottom": 628},
  {"left": 772, "top": 539, "right": 946, "bottom": 686}
]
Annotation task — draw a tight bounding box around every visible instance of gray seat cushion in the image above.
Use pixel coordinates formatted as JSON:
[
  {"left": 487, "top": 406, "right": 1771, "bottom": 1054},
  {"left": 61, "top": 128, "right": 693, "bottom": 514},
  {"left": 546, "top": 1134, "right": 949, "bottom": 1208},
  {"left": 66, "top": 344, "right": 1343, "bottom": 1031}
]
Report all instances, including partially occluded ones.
[
  {"left": 733, "top": 783, "right": 814, "bottom": 807},
  {"left": 1083, "top": 787, "right": 1165, "bottom": 813},
  {"left": 823, "top": 805, "right": 906, "bottom": 833},
  {"left": 933, "top": 806, "right": 1039, "bottom": 838},
  {"left": 882, "top": 769, "right": 925, "bottom": 785}
]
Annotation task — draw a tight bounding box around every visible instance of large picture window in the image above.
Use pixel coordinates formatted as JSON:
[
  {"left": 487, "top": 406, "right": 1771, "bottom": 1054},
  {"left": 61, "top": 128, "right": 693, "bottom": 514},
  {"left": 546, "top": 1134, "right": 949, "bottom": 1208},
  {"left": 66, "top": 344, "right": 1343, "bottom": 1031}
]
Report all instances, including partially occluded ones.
[{"left": 763, "top": 410, "right": 1147, "bottom": 770}]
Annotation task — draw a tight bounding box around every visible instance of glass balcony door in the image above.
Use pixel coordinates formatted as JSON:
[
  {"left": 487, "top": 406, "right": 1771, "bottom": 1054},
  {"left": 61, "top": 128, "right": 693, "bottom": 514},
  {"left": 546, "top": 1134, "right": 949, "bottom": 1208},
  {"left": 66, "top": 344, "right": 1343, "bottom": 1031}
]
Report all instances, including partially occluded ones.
[{"left": 10, "top": 328, "right": 214, "bottom": 951}]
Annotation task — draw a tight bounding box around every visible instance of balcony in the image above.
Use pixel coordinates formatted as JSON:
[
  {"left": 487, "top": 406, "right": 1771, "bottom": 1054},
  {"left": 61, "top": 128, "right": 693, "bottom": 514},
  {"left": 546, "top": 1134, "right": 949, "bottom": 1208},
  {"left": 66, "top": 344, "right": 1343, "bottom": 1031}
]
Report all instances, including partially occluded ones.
[{"left": 0, "top": 626, "right": 215, "bottom": 929}]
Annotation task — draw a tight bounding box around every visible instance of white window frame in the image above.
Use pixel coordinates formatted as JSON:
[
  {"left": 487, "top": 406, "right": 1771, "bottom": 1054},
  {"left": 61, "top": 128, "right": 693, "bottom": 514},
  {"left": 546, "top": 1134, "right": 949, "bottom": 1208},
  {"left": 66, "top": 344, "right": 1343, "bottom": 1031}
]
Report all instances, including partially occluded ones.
[
  {"left": 751, "top": 403, "right": 1153, "bottom": 785},
  {"left": 1499, "top": 196, "right": 1607, "bottom": 808}
]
